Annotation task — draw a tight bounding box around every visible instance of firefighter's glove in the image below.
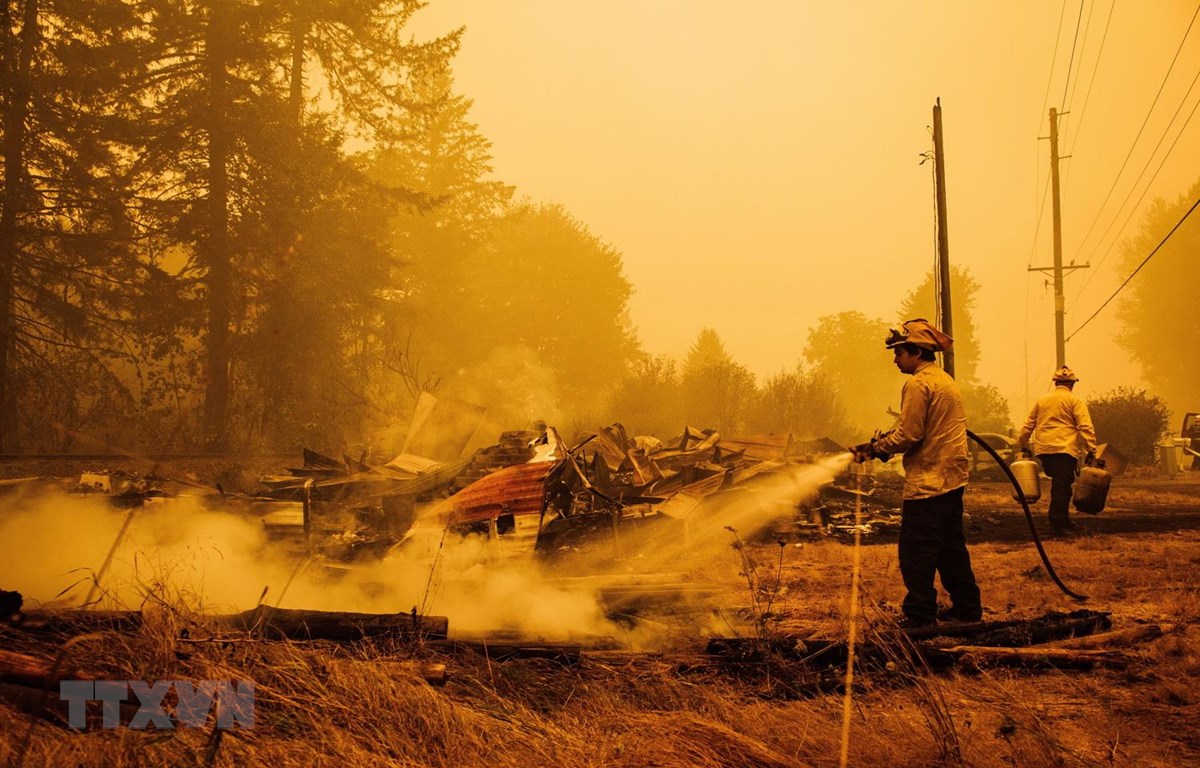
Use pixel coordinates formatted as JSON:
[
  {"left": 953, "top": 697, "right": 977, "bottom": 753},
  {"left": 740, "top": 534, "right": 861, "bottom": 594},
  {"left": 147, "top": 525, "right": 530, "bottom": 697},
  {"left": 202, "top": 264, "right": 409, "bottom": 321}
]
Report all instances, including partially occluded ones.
[
  {"left": 1084, "top": 450, "right": 1096, "bottom": 467},
  {"left": 869, "top": 440, "right": 891, "bottom": 462},
  {"left": 850, "top": 440, "right": 890, "bottom": 463}
]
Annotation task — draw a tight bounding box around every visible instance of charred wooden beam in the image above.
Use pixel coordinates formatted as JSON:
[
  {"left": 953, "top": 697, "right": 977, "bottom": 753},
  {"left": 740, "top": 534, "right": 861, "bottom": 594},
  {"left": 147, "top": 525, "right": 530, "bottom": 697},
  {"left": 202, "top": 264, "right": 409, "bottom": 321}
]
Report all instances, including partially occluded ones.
[
  {"left": 427, "top": 639, "right": 581, "bottom": 665},
  {"left": 218, "top": 607, "right": 449, "bottom": 642},
  {"left": 10, "top": 610, "right": 144, "bottom": 634}
]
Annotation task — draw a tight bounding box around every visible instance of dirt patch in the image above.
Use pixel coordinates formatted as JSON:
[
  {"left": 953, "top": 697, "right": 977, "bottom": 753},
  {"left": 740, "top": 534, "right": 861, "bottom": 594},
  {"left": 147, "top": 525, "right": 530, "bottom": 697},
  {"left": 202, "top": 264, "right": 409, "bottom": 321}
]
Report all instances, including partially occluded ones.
[{"left": 961, "top": 478, "right": 1200, "bottom": 543}]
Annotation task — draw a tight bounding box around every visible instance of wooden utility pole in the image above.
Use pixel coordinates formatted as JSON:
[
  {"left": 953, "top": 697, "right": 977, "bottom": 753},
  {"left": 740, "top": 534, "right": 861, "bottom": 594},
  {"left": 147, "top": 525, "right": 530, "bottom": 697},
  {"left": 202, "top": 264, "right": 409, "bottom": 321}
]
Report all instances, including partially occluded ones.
[
  {"left": 1029, "top": 107, "right": 1087, "bottom": 368},
  {"left": 932, "top": 98, "right": 955, "bottom": 377}
]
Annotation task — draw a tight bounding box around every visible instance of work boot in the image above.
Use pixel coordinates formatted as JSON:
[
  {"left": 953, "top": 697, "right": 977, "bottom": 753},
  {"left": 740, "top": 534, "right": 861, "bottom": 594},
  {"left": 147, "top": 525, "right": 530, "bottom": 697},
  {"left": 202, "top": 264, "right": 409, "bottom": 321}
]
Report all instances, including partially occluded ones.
[
  {"left": 937, "top": 606, "right": 982, "bottom": 623},
  {"left": 896, "top": 615, "right": 936, "bottom": 630},
  {"left": 1049, "top": 520, "right": 1077, "bottom": 537}
]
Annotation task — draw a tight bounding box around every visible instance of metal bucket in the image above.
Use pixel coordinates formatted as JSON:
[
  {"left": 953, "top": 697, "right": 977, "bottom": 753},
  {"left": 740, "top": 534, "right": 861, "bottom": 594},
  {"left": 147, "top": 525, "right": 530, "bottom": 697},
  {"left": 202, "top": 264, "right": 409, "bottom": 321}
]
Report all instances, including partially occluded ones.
[
  {"left": 1010, "top": 456, "right": 1041, "bottom": 503},
  {"left": 1073, "top": 463, "right": 1111, "bottom": 515}
]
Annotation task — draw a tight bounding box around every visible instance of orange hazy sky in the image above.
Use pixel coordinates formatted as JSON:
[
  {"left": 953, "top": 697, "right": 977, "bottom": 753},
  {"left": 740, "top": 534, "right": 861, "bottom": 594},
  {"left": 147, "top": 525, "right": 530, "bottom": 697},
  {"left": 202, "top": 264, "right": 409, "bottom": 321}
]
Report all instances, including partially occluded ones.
[{"left": 408, "top": 1, "right": 1200, "bottom": 424}]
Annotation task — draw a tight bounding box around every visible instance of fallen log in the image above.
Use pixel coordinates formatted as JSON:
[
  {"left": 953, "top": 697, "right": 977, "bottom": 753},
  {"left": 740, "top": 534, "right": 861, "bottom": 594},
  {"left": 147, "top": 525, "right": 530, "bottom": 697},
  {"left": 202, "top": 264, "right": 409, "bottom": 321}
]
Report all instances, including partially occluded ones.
[
  {"left": 0, "top": 681, "right": 141, "bottom": 728},
  {"left": 704, "top": 637, "right": 846, "bottom": 666},
  {"left": 0, "top": 650, "right": 80, "bottom": 688},
  {"left": 427, "top": 639, "right": 581, "bottom": 664},
  {"left": 894, "top": 609, "right": 1111, "bottom": 646},
  {"left": 934, "top": 644, "right": 1128, "bottom": 670},
  {"left": 704, "top": 610, "right": 1119, "bottom": 674},
  {"left": 218, "top": 607, "right": 449, "bottom": 641},
  {"left": 966, "top": 610, "right": 1113, "bottom": 646},
  {"left": 1033, "top": 623, "right": 1167, "bottom": 649},
  {"left": 672, "top": 655, "right": 849, "bottom": 698},
  {"left": 7, "top": 610, "right": 144, "bottom": 634}
]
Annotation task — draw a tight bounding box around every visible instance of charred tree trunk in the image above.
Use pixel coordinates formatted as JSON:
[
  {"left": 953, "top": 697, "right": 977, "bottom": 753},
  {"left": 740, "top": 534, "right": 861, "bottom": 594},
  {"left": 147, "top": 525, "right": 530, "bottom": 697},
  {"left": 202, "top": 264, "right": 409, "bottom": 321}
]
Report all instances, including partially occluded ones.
[
  {"left": 203, "top": 0, "right": 233, "bottom": 451},
  {"left": 0, "top": 0, "right": 38, "bottom": 452},
  {"left": 258, "top": 10, "right": 309, "bottom": 449},
  {"left": 289, "top": 12, "right": 305, "bottom": 122}
]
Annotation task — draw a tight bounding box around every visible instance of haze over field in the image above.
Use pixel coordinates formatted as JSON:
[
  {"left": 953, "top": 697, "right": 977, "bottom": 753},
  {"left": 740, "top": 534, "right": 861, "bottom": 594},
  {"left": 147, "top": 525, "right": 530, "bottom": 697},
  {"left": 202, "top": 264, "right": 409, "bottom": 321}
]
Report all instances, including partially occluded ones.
[
  {"left": 410, "top": 1, "right": 1200, "bottom": 424},
  {"left": 3, "top": 1, "right": 1195, "bottom": 456}
]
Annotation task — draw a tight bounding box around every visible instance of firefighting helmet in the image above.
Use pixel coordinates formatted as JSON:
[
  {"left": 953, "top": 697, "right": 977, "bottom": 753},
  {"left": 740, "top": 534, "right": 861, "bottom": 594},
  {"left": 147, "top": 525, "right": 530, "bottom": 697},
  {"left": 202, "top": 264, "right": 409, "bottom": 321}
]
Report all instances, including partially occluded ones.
[
  {"left": 1052, "top": 366, "right": 1079, "bottom": 383},
  {"left": 884, "top": 318, "right": 954, "bottom": 352}
]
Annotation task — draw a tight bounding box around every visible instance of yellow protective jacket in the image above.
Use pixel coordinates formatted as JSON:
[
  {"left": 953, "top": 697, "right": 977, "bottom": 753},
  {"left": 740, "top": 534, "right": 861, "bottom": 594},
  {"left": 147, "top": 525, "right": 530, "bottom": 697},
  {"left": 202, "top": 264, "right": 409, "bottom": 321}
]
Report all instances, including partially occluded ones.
[
  {"left": 1017, "top": 386, "right": 1098, "bottom": 459},
  {"left": 873, "top": 361, "right": 970, "bottom": 500}
]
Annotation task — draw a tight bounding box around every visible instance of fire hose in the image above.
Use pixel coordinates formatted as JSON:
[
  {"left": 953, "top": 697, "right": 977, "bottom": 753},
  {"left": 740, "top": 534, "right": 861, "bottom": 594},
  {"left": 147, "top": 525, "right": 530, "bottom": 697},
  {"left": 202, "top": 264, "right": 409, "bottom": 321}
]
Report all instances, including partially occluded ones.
[{"left": 966, "top": 429, "right": 1087, "bottom": 601}]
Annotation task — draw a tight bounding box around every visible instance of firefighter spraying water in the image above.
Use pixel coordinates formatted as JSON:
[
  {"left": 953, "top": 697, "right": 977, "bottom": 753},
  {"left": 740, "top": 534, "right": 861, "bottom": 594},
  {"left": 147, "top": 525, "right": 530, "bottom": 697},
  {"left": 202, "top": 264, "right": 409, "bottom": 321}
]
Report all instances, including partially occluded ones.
[{"left": 848, "top": 319, "right": 982, "bottom": 628}]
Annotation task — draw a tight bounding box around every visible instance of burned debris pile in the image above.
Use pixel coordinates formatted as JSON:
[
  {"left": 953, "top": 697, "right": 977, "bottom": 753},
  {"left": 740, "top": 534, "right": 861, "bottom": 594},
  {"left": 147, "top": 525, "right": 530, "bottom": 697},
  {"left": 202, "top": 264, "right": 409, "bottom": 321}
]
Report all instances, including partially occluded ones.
[
  {"left": 238, "top": 422, "right": 866, "bottom": 566},
  {"left": 6, "top": 418, "right": 908, "bottom": 567}
]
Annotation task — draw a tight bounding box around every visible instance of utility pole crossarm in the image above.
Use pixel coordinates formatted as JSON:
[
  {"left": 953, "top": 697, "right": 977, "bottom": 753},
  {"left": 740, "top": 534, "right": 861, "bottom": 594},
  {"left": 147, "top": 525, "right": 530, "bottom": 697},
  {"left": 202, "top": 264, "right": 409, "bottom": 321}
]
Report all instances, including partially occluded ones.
[{"left": 1028, "top": 264, "right": 1089, "bottom": 274}]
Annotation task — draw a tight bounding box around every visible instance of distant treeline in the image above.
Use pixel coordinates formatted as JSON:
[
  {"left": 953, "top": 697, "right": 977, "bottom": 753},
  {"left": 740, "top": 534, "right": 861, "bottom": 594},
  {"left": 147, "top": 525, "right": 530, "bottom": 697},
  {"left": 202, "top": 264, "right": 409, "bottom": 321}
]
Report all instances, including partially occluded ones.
[{"left": 11, "top": 3, "right": 1189, "bottom": 456}]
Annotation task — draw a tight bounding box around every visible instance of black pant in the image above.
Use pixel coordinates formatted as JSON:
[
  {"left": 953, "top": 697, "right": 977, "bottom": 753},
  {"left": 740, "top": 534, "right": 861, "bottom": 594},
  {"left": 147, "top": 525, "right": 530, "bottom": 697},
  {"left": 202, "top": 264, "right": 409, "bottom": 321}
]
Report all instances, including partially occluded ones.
[
  {"left": 899, "top": 487, "right": 981, "bottom": 624},
  {"left": 1037, "top": 453, "right": 1078, "bottom": 529}
]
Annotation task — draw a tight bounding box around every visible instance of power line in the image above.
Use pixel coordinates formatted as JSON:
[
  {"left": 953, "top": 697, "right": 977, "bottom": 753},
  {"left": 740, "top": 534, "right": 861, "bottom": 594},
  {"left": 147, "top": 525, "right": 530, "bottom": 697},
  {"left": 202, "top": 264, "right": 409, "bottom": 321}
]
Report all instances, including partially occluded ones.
[
  {"left": 1059, "top": 0, "right": 1095, "bottom": 197},
  {"left": 1066, "top": 191, "right": 1200, "bottom": 341},
  {"left": 1069, "top": 2, "right": 1200, "bottom": 262},
  {"left": 1065, "top": 0, "right": 1114, "bottom": 154},
  {"left": 1062, "top": 0, "right": 1116, "bottom": 196},
  {"left": 1040, "top": 0, "right": 1070, "bottom": 122},
  {"left": 1061, "top": 0, "right": 1087, "bottom": 108},
  {"left": 1065, "top": 0, "right": 1094, "bottom": 111},
  {"left": 1028, "top": 0, "right": 1072, "bottom": 268},
  {"left": 1068, "top": 63, "right": 1200, "bottom": 309},
  {"left": 1026, "top": 170, "right": 1053, "bottom": 269}
]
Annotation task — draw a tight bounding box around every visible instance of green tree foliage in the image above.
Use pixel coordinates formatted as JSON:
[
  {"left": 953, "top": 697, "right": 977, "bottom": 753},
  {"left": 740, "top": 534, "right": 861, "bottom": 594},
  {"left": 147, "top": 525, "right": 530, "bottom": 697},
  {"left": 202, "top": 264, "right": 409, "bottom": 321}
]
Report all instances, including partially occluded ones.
[
  {"left": 410, "top": 203, "right": 637, "bottom": 423},
  {"left": 0, "top": 0, "right": 164, "bottom": 451},
  {"left": 0, "top": 1, "right": 645, "bottom": 454},
  {"left": 128, "top": 0, "right": 293, "bottom": 448},
  {"left": 899, "top": 266, "right": 1011, "bottom": 433},
  {"left": 1087, "top": 386, "right": 1170, "bottom": 465},
  {"left": 747, "top": 363, "right": 852, "bottom": 443},
  {"left": 238, "top": 143, "right": 396, "bottom": 449},
  {"left": 680, "top": 328, "right": 755, "bottom": 433},
  {"left": 803, "top": 311, "right": 898, "bottom": 435},
  {"left": 960, "top": 382, "right": 1012, "bottom": 434},
  {"left": 244, "top": 0, "right": 460, "bottom": 448},
  {"left": 129, "top": 0, "right": 459, "bottom": 449},
  {"left": 1115, "top": 178, "right": 1200, "bottom": 418},
  {"left": 285, "top": 0, "right": 459, "bottom": 144},
  {"left": 606, "top": 353, "right": 682, "bottom": 438},
  {"left": 362, "top": 66, "right": 513, "bottom": 428},
  {"left": 898, "top": 266, "right": 981, "bottom": 382}
]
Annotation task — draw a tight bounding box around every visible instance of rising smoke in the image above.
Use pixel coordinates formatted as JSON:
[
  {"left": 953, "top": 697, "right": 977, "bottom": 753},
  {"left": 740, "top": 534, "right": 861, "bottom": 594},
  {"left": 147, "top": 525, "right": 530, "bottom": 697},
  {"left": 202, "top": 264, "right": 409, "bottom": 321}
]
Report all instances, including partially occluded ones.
[{"left": 0, "top": 453, "right": 850, "bottom": 646}]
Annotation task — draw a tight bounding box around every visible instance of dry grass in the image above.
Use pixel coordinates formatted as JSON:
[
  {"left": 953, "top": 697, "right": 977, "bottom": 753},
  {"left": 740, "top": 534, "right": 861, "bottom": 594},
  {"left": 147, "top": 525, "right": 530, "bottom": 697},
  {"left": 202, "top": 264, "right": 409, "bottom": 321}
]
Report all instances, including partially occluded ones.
[{"left": 3, "top": 491, "right": 1199, "bottom": 767}]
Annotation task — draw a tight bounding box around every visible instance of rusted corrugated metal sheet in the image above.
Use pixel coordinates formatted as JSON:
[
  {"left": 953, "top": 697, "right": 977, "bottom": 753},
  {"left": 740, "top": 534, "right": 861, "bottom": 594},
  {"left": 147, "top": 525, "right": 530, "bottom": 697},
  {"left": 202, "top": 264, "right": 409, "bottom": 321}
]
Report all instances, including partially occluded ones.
[
  {"left": 384, "top": 452, "right": 444, "bottom": 476},
  {"left": 447, "top": 461, "right": 557, "bottom": 524},
  {"left": 718, "top": 435, "right": 791, "bottom": 461}
]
